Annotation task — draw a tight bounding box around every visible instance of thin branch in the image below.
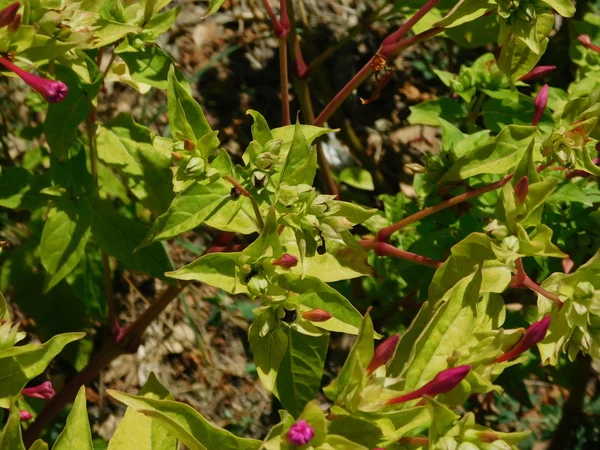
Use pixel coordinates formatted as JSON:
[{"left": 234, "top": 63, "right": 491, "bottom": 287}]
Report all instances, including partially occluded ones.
[
  {"left": 360, "top": 240, "right": 443, "bottom": 269},
  {"left": 380, "top": 0, "right": 441, "bottom": 50},
  {"left": 279, "top": 36, "right": 291, "bottom": 125}
]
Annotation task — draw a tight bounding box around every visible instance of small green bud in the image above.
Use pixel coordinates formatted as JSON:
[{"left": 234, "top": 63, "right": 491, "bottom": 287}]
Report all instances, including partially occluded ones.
[
  {"left": 255, "top": 152, "right": 276, "bottom": 171},
  {"left": 185, "top": 156, "right": 205, "bottom": 174}
]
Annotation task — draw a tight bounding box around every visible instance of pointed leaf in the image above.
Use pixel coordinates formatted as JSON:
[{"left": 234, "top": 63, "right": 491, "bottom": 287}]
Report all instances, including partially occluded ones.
[{"left": 52, "top": 386, "right": 93, "bottom": 450}]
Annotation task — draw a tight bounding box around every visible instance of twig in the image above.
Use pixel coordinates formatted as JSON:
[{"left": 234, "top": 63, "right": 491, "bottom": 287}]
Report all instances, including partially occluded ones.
[
  {"left": 279, "top": 36, "right": 290, "bottom": 125},
  {"left": 360, "top": 240, "right": 443, "bottom": 268}
]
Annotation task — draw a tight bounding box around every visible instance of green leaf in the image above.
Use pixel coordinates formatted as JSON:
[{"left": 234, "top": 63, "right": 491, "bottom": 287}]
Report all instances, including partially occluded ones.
[
  {"left": 339, "top": 167, "right": 375, "bottom": 191},
  {"left": 248, "top": 311, "right": 288, "bottom": 392},
  {"left": 29, "top": 440, "right": 49, "bottom": 450},
  {"left": 274, "top": 325, "right": 329, "bottom": 418},
  {"left": 323, "top": 313, "right": 374, "bottom": 402},
  {"left": 167, "top": 65, "right": 212, "bottom": 142},
  {"left": 0, "top": 167, "right": 34, "bottom": 209},
  {"left": 547, "top": 183, "right": 593, "bottom": 207},
  {"left": 516, "top": 224, "right": 567, "bottom": 258},
  {"left": 540, "top": 0, "right": 575, "bottom": 17},
  {"left": 40, "top": 198, "right": 92, "bottom": 293},
  {"left": 482, "top": 91, "right": 554, "bottom": 133},
  {"left": 108, "top": 373, "right": 177, "bottom": 450},
  {"left": 137, "top": 182, "right": 228, "bottom": 249},
  {"left": 44, "top": 65, "right": 98, "bottom": 160},
  {"left": 407, "top": 97, "right": 468, "bottom": 126},
  {"left": 52, "top": 386, "right": 93, "bottom": 450},
  {"left": 90, "top": 199, "right": 173, "bottom": 280},
  {"left": 97, "top": 115, "right": 174, "bottom": 216},
  {"left": 166, "top": 252, "right": 247, "bottom": 294},
  {"left": 116, "top": 38, "right": 172, "bottom": 88},
  {"left": 107, "top": 390, "right": 261, "bottom": 450},
  {"left": 321, "top": 435, "right": 369, "bottom": 450},
  {"left": 0, "top": 332, "right": 84, "bottom": 398},
  {"left": 435, "top": 0, "right": 496, "bottom": 28},
  {"left": 274, "top": 274, "right": 363, "bottom": 334},
  {"left": 280, "top": 120, "right": 317, "bottom": 186},
  {"left": 0, "top": 401, "right": 25, "bottom": 450},
  {"left": 439, "top": 125, "right": 537, "bottom": 183},
  {"left": 204, "top": 0, "right": 226, "bottom": 17},
  {"left": 246, "top": 110, "right": 273, "bottom": 146},
  {"left": 139, "top": 6, "right": 181, "bottom": 42}
]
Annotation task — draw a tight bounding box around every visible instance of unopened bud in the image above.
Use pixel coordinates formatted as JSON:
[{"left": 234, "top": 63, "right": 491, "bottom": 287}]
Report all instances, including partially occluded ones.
[
  {"left": 287, "top": 420, "right": 314, "bottom": 446},
  {"left": 171, "top": 151, "right": 185, "bottom": 161},
  {"left": 183, "top": 138, "right": 195, "bottom": 150},
  {"left": 7, "top": 12, "right": 19, "bottom": 32},
  {"left": 405, "top": 163, "right": 426, "bottom": 174},
  {"left": 367, "top": 334, "right": 399, "bottom": 374},
  {"left": 386, "top": 365, "right": 471, "bottom": 404},
  {"left": 19, "top": 410, "right": 32, "bottom": 421},
  {"left": 185, "top": 156, "right": 205, "bottom": 174},
  {"left": 562, "top": 256, "right": 575, "bottom": 274},
  {"left": 532, "top": 84, "right": 548, "bottom": 126},
  {"left": 0, "top": 56, "right": 68, "bottom": 103},
  {"left": 294, "top": 37, "right": 308, "bottom": 78},
  {"left": 519, "top": 65, "right": 556, "bottom": 82},
  {"left": 272, "top": 253, "right": 298, "bottom": 269},
  {"left": 22, "top": 381, "right": 55, "bottom": 400},
  {"left": 255, "top": 152, "right": 276, "bottom": 171},
  {"left": 479, "top": 431, "right": 500, "bottom": 443},
  {"left": 513, "top": 176, "right": 529, "bottom": 205},
  {"left": 0, "top": 2, "right": 18, "bottom": 28},
  {"left": 495, "top": 315, "right": 550, "bottom": 363},
  {"left": 578, "top": 34, "right": 600, "bottom": 53},
  {"left": 301, "top": 308, "right": 332, "bottom": 322}
]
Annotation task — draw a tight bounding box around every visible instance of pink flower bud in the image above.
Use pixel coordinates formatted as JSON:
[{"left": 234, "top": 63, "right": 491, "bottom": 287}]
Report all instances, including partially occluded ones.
[
  {"left": 532, "top": 84, "right": 548, "bottom": 126},
  {"left": 578, "top": 34, "right": 600, "bottom": 53},
  {"left": 0, "top": 57, "right": 68, "bottom": 103},
  {"left": 513, "top": 176, "right": 529, "bottom": 205},
  {"left": 301, "top": 308, "right": 332, "bottom": 322},
  {"left": 387, "top": 365, "right": 472, "bottom": 405},
  {"left": 22, "top": 381, "right": 55, "bottom": 400},
  {"left": 287, "top": 420, "right": 314, "bottom": 446},
  {"left": 19, "top": 410, "right": 32, "bottom": 421},
  {"left": 294, "top": 38, "right": 308, "bottom": 79},
  {"left": 0, "top": 2, "right": 19, "bottom": 28},
  {"left": 562, "top": 256, "right": 575, "bottom": 274},
  {"left": 272, "top": 253, "right": 298, "bottom": 269},
  {"left": 367, "top": 334, "right": 399, "bottom": 374},
  {"left": 519, "top": 65, "right": 556, "bottom": 82},
  {"left": 495, "top": 315, "right": 550, "bottom": 363}
]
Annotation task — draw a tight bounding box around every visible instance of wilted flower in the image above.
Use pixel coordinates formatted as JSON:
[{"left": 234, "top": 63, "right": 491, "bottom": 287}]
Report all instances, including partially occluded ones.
[
  {"left": 519, "top": 65, "right": 556, "bottom": 82},
  {"left": 578, "top": 34, "right": 600, "bottom": 53},
  {"left": 19, "top": 410, "right": 32, "bottom": 421},
  {"left": 513, "top": 176, "right": 529, "bottom": 205},
  {"left": 272, "top": 253, "right": 298, "bottom": 269},
  {"left": 0, "top": 57, "right": 68, "bottom": 103},
  {"left": 495, "top": 315, "right": 551, "bottom": 363},
  {"left": 387, "top": 365, "right": 472, "bottom": 404},
  {"left": 301, "top": 308, "right": 332, "bottom": 322},
  {"left": 0, "top": 2, "right": 19, "bottom": 28},
  {"left": 367, "top": 334, "right": 399, "bottom": 374},
  {"left": 22, "top": 381, "right": 55, "bottom": 400},
  {"left": 532, "top": 84, "right": 549, "bottom": 126},
  {"left": 287, "top": 420, "right": 314, "bottom": 446}
]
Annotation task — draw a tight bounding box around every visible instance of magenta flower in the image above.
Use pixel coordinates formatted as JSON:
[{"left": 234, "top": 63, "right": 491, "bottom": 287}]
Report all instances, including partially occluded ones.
[
  {"left": 532, "top": 84, "right": 549, "bottom": 126},
  {"left": 513, "top": 176, "right": 529, "bottom": 205},
  {"left": 387, "top": 365, "right": 472, "bottom": 405},
  {"left": 519, "top": 65, "right": 556, "bottom": 82},
  {"left": 287, "top": 420, "right": 314, "bottom": 446},
  {"left": 0, "top": 2, "right": 18, "bottom": 28},
  {"left": 578, "top": 34, "right": 600, "bottom": 53},
  {"left": 272, "top": 253, "right": 298, "bottom": 269},
  {"left": 367, "top": 334, "right": 399, "bottom": 374},
  {"left": 301, "top": 308, "right": 332, "bottom": 322},
  {"left": 0, "top": 56, "right": 68, "bottom": 103},
  {"left": 19, "top": 410, "right": 32, "bottom": 421},
  {"left": 22, "top": 381, "right": 55, "bottom": 400},
  {"left": 495, "top": 315, "right": 551, "bottom": 363}
]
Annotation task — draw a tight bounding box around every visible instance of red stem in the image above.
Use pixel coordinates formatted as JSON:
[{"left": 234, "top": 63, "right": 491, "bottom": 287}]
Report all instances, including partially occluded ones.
[
  {"left": 360, "top": 240, "right": 443, "bottom": 269},
  {"left": 380, "top": 0, "right": 441, "bottom": 49}
]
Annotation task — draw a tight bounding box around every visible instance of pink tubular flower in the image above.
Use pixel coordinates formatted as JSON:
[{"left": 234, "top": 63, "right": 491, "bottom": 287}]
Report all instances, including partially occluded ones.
[
  {"left": 22, "top": 381, "right": 55, "bottom": 400},
  {"left": 287, "top": 420, "right": 314, "bottom": 446},
  {"left": 0, "top": 2, "right": 18, "bottom": 28},
  {"left": 0, "top": 56, "right": 68, "bottom": 103},
  {"left": 495, "top": 315, "right": 551, "bottom": 363},
  {"left": 367, "top": 334, "right": 399, "bottom": 374},
  {"left": 19, "top": 410, "right": 32, "bottom": 421},
  {"left": 514, "top": 176, "right": 529, "bottom": 205},
  {"left": 578, "top": 34, "right": 600, "bottom": 53},
  {"left": 386, "top": 365, "right": 472, "bottom": 405},
  {"left": 532, "top": 84, "right": 549, "bottom": 126},
  {"left": 272, "top": 253, "right": 298, "bottom": 269},
  {"left": 519, "top": 65, "right": 556, "bottom": 82},
  {"left": 301, "top": 308, "right": 332, "bottom": 322}
]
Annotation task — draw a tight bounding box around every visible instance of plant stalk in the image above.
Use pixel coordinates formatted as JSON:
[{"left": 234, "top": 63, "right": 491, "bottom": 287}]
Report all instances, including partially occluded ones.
[
  {"left": 360, "top": 240, "right": 443, "bottom": 268},
  {"left": 279, "top": 36, "right": 291, "bottom": 125}
]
